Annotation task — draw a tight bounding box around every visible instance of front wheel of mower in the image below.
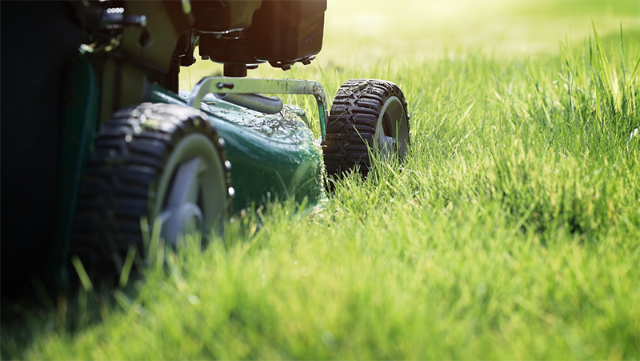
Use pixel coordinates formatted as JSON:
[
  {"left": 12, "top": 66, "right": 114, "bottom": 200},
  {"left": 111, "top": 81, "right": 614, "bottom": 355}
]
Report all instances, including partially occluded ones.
[
  {"left": 72, "top": 103, "right": 232, "bottom": 277},
  {"left": 322, "top": 79, "right": 410, "bottom": 180}
]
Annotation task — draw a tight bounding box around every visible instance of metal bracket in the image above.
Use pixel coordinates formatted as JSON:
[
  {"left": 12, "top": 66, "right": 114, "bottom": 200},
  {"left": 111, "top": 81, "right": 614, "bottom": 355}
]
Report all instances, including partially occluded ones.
[
  {"left": 187, "top": 77, "right": 328, "bottom": 140},
  {"left": 214, "top": 93, "right": 284, "bottom": 115}
]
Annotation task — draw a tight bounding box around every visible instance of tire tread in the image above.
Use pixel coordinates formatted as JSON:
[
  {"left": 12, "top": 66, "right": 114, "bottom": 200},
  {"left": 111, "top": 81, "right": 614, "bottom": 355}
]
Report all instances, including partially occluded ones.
[
  {"left": 71, "top": 103, "right": 231, "bottom": 279},
  {"left": 321, "top": 79, "right": 409, "bottom": 179}
]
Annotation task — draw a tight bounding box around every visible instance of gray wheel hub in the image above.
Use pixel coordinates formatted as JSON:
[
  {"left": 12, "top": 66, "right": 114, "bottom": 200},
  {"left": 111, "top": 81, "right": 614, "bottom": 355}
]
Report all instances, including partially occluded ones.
[
  {"left": 374, "top": 95, "right": 409, "bottom": 159},
  {"left": 155, "top": 134, "right": 227, "bottom": 245}
]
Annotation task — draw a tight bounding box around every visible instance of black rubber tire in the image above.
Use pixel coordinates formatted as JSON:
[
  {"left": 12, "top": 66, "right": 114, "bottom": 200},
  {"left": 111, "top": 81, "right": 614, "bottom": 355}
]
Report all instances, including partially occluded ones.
[
  {"left": 322, "top": 79, "right": 410, "bottom": 179},
  {"left": 71, "top": 103, "right": 232, "bottom": 277}
]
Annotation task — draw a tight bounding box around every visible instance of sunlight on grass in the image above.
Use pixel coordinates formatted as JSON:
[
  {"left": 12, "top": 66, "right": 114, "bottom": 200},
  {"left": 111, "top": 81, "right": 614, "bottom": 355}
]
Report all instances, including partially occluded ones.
[{"left": 2, "top": 1, "right": 639, "bottom": 360}]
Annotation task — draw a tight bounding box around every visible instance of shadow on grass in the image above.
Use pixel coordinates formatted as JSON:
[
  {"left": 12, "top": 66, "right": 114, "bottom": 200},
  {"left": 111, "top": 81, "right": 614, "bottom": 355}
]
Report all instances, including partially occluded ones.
[{"left": 1, "top": 270, "right": 144, "bottom": 360}]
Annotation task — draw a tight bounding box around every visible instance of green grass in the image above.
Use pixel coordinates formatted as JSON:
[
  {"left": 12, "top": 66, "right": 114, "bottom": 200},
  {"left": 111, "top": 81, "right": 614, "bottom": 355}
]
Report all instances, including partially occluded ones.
[{"left": 2, "top": 1, "right": 639, "bottom": 359}]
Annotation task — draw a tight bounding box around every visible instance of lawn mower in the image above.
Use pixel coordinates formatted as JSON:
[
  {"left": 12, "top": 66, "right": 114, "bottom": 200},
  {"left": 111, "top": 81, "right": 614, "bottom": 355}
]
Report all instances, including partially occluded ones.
[{"left": 1, "top": 0, "right": 410, "bottom": 294}]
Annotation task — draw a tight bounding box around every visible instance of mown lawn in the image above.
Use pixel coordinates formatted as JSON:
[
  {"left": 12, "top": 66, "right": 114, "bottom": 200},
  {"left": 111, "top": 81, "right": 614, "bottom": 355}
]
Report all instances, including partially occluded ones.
[{"left": 2, "top": 1, "right": 639, "bottom": 359}]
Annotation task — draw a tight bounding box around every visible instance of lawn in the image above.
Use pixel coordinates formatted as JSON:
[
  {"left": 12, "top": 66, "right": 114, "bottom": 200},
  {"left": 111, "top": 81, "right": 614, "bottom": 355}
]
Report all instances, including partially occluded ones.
[{"left": 2, "top": 0, "right": 639, "bottom": 359}]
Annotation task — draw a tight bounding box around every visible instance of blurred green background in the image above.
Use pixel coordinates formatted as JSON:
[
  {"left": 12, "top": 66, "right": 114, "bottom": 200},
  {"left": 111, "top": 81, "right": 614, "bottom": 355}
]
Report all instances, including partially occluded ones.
[{"left": 321, "top": 0, "right": 639, "bottom": 58}]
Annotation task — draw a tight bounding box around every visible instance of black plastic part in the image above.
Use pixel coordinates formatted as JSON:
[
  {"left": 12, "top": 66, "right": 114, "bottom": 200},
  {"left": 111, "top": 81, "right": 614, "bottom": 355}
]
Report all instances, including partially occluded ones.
[
  {"left": 192, "top": 0, "right": 226, "bottom": 31},
  {"left": 191, "top": 0, "right": 258, "bottom": 32},
  {"left": 177, "top": 30, "right": 197, "bottom": 67},
  {"left": 84, "top": 4, "right": 109, "bottom": 33},
  {"left": 224, "top": 64, "right": 248, "bottom": 77},
  {"left": 198, "top": 33, "right": 260, "bottom": 65},
  {"left": 158, "top": 50, "right": 181, "bottom": 93},
  {"left": 71, "top": 103, "right": 231, "bottom": 279},
  {"left": 251, "top": 0, "right": 326, "bottom": 65},
  {"left": 1, "top": 1, "right": 82, "bottom": 297},
  {"left": 182, "top": 56, "right": 197, "bottom": 67},
  {"left": 322, "top": 79, "right": 410, "bottom": 179}
]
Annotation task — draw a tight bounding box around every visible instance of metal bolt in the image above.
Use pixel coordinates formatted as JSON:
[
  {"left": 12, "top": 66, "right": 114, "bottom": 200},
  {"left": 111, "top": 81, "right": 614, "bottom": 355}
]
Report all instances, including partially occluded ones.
[{"left": 216, "top": 82, "right": 235, "bottom": 90}]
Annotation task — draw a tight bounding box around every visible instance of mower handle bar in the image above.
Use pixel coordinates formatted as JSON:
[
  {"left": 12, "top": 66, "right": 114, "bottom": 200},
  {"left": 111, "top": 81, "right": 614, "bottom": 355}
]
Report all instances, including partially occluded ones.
[{"left": 187, "top": 77, "right": 328, "bottom": 140}]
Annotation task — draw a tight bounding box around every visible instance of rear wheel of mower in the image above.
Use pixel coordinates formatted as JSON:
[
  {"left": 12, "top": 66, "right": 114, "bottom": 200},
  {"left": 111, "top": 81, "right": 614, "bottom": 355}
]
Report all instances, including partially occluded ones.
[
  {"left": 72, "top": 103, "right": 232, "bottom": 277},
  {"left": 322, "top": 79, "right": 410, "bottom": 180}
]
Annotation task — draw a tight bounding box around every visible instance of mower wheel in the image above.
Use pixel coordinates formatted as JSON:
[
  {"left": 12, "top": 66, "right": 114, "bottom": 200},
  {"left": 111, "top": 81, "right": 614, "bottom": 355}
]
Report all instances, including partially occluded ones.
[
  {"left": 322, "top": 79, "right": 410, "bottom": 179},
  {"left": 72, "top": 103, "right": 232, "bottom": 277}
]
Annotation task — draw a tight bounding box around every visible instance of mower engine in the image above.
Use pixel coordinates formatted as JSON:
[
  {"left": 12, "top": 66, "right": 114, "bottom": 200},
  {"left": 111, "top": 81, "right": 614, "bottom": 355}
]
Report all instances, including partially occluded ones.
[{"left": 191, "top": 0, "right": 326, "bottom": 76}]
